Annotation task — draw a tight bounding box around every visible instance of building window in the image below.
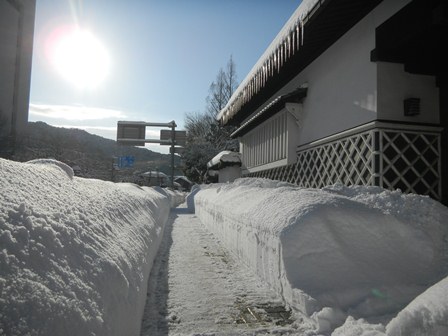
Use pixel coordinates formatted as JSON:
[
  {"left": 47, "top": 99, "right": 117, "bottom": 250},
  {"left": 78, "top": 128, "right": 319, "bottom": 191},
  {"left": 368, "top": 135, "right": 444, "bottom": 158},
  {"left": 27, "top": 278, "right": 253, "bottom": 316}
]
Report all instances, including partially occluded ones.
[{"left": 240, "top": 111, "right": 288, "bottom": 169}]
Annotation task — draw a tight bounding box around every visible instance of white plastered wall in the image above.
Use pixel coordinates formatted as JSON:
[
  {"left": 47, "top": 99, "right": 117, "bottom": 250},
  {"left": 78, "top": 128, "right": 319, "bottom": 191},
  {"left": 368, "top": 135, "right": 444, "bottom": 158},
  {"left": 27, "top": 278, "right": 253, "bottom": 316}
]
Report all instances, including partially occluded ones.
[
  {"left": 377, "top": 62, "right": 439, "bottom": 123},
  {"left": 242, "top": 0, "right": 424, "bottom": 150}
]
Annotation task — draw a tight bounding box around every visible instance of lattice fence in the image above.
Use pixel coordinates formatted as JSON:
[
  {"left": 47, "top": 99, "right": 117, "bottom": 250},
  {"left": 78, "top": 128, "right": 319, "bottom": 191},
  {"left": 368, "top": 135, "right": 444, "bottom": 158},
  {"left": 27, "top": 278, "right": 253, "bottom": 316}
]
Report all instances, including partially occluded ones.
[
  {"left": 245, "top": 123, "right": 442, "bottom": 200},
  {"left": 380, "top": 130, "right": 440, "bottom": 199}
]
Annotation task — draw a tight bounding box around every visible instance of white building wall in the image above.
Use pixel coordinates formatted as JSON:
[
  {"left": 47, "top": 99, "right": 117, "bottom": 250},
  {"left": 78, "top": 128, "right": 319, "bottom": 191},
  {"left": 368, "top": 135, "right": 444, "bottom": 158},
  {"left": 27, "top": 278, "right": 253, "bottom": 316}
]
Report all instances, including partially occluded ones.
[
  {"left": 0, "top": 0, "right": 36, "bottom": 135},
  {"left": 218, "top": 166, "right": 241, "bottom": 183},
  {"left": 377, "top": 62, "right": 439, "bottom": 123},
  {"left": 242, "top": 0, "right": 419, "bottom": 151}
]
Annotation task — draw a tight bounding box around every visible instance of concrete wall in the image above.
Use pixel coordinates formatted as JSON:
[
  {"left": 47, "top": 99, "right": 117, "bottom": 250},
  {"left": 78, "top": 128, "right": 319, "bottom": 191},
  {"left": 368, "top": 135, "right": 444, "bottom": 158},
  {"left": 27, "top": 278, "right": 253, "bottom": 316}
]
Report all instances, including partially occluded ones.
[{"left": 0, "top": 0, "right": 36, "bottom": 136}]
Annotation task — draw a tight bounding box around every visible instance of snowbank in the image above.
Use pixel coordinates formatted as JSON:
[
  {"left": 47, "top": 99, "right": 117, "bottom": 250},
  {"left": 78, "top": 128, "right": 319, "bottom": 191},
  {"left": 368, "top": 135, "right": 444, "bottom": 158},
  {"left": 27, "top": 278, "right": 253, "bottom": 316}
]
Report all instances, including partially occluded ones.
[
  {"left": 334, "top": 275, "right": 448, "bottom": 336},
  {"left": 186, "top": 184, "right": 201, "bottom": 213},
  {"left": 151, "top": 186, "right": 185, "bottom": 208},
  {"left": 385, "top": 275, "right": 448, "bottom": 336},
  {"left": 0, "top": 158, "right": 171, "bottom": 336},
  {"left": 194, "top": 178, "right": 448, "bottom": 334}
]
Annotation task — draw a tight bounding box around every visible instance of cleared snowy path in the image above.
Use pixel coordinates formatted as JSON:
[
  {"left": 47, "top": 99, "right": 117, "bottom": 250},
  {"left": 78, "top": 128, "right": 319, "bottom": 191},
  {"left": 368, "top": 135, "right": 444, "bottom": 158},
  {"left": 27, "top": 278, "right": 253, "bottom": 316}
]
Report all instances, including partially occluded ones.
[{"left": 140, "top": 204, "right": 303, "bottom": 336}]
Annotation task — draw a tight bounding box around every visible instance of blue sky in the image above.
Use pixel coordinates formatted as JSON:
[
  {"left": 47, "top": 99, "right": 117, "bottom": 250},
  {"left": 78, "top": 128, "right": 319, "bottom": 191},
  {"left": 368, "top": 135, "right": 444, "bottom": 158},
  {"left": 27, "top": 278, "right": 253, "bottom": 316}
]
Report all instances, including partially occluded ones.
[{"left": 30, "top": 0, "right": 301, "bottom": 153}]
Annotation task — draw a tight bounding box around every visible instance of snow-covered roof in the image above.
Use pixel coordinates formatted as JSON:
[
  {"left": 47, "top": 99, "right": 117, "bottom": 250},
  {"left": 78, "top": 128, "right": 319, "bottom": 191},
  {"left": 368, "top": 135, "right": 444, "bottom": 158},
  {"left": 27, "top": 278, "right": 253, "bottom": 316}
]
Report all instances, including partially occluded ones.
[
  {"left": 217, "top": 0, "right": 321, "bottom": 125},
  {"left": 141, "top": 171, "right": 168, "bottom": 178},
  {"left": 207, "top": 150, "right": 241, "bottom": 170}
]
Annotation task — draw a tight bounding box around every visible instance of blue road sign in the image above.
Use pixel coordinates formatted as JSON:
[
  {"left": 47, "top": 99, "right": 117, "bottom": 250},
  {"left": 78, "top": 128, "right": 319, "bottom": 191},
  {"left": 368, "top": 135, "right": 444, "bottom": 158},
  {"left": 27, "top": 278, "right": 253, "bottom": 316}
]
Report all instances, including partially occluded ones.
[{"left": 118, "top": 156, "right": 135, "bottom": 168}]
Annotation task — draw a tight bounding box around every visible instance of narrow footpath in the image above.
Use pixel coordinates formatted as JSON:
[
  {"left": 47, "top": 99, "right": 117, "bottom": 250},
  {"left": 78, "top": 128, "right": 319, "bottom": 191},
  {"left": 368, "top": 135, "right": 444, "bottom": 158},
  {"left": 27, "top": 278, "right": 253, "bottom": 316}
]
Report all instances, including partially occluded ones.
[{"left": 140, "top": 204, "right": 303, "bottom": 336}]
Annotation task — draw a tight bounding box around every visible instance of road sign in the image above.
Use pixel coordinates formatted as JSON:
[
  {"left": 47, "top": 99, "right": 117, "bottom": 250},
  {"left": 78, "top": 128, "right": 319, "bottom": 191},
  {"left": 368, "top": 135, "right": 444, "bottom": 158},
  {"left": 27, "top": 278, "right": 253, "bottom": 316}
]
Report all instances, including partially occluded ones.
[
  {"left": 116, "top": 120, "right": 182, "bottom": 187},
  {"left": 118, "top": 156, "right": 135, "bottom": 168},
  {"left": 160, "top": 130, "right": 187, "bottom": 146},
  {"left": 116, "top": 122, "right": 146, "bottom": 146}
]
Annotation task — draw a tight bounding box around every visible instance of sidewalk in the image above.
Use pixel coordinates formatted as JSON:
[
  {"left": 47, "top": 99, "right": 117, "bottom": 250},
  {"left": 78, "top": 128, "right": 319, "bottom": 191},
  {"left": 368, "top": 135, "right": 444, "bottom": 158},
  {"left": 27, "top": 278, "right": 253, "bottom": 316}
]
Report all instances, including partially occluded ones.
[{"left": 140, "top": 204, "right": 302, "bottom": 336}]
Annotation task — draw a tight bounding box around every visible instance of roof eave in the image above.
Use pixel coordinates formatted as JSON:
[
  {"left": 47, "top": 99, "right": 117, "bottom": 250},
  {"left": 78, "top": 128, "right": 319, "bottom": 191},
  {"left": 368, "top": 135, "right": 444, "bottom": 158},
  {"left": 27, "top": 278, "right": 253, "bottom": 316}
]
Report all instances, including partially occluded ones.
[{"left": 219, "top": 0, "right": 384, "bottom": 127}]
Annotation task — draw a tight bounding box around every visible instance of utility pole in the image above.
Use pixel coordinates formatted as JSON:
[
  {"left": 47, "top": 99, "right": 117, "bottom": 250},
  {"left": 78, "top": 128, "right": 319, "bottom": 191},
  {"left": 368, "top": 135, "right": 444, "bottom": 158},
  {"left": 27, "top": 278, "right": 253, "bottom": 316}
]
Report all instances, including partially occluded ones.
[{"left": 170, "top": 121, "right": 176, "bottom": 188}]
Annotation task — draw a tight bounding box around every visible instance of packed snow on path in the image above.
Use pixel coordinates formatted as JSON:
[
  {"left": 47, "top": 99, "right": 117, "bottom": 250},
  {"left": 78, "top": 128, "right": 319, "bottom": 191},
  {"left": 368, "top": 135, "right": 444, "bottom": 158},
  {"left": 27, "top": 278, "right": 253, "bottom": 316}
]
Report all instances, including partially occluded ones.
[
  {"left": 194, "top": 179, "right": 448, "bottom": 335},
  {"left": 140, "top": 205, "right": 304, "bottom": 336},
  {"left": 0, "top": 158, "right": 183, "bottom": 336}
]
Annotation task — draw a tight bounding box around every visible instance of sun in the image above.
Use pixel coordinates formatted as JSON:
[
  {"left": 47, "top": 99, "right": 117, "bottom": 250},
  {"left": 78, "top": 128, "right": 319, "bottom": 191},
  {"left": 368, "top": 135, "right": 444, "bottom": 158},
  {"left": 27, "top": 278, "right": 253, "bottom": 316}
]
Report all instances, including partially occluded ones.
[{"left": 49, "top": 27, "right": 110, "bottom": 89}]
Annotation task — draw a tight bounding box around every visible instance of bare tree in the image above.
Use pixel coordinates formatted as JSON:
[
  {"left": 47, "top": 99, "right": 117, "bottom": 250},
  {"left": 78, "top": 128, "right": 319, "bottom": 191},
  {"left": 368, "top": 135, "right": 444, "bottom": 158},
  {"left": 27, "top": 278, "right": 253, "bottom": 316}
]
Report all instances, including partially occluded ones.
[
  {"left": 182, "top": 56, "right": 239, "bottom": 182},
  {"left": 206, "top": 55, "right": 238, "bottom": 116},
  {"left": 184, "top": 111, "right": 215, "bottom": 143}
]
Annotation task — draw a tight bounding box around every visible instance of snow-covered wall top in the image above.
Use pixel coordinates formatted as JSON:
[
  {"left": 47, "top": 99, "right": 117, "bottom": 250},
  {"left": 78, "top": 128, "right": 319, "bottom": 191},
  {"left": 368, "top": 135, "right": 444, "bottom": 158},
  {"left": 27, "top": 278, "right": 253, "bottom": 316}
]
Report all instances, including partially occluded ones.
[
  {"left": 207, "top": 150, "right": 241, "bottom": 170},
  {"left": 194, "top": 178, "right": 448, "bottom": 334},
  {"left": 0, "top": 158, "right": 171, "bottom": 336}
]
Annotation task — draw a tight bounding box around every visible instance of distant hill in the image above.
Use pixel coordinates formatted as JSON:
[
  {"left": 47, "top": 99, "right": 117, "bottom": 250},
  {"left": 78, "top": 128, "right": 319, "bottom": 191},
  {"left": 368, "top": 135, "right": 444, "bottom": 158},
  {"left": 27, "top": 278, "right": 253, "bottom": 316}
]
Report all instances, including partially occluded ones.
[{"left": 12, "top": 122, "right": 182, "bottom": 181}]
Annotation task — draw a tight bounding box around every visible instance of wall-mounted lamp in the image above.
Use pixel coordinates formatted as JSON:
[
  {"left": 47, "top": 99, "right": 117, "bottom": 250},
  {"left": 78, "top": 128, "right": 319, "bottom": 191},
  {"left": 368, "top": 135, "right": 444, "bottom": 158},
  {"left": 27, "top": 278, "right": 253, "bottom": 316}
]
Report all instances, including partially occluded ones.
[{"left": 403, "top": 98, "right": 420, "bottom": 116}]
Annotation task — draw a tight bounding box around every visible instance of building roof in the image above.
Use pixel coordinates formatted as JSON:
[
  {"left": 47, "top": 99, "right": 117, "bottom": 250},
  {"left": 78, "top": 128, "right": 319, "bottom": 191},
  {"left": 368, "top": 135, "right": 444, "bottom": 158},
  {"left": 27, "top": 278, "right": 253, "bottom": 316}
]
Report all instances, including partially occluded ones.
[
  {"left": 207, "top": 151, "right": 242, "bottom": 170},
  {"left": 372, "top": 0, "right": 447, "bottom": 87},
  {"left": 174, "top": 176, "right": 193, "bottom": 185},
  {"left": 141, "top": 171, "right": 168, "bottom": 178},
  {"left": 218, "top": 0, "right": 383, "bottom": 126}
]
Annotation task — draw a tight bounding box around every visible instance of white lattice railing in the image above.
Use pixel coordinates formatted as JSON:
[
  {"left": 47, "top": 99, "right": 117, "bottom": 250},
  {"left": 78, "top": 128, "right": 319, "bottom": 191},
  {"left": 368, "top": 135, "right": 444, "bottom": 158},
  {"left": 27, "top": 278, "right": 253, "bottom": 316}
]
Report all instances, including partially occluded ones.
[{"left": 245, "top": 121, "right": 442, "bottom": 200}]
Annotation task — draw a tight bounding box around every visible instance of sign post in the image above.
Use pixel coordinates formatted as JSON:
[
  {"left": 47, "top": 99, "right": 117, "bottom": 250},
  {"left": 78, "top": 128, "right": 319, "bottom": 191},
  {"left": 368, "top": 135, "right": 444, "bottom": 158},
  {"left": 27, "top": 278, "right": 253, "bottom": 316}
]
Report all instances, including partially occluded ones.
[
  {"left": 116, "top": 120, "right": 186, "bottom": 188},
  {"left": 171, "top": 122, "right": 175, "bottom": 190}
]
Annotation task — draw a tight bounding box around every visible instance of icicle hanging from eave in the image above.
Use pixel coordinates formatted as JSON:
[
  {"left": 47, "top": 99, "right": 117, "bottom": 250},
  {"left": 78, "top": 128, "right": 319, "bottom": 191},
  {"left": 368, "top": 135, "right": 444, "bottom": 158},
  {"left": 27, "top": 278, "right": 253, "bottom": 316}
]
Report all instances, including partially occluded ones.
[
  {"left": 277, "top": 48, "right": 281, "bottom": 74},
  {"left": 281, "top": 41, "right": 285, "bottom": 67},
  {"left": 219, "top": 1, "right": 317, "bottom": 125},
  {"left": 257, "top": 72, "right": 260, "bottom": 92},
  {"left": 296, "top": 21, "right": 300, "bottom": 51},
  {"left": 301, "top": 20, "right": 305, "bottom": 46},
  {"left": 254, "top": 74, "right": 258, "bottom": 95},
  {"left": 292, "top": 28, "right": 296, "bottom": 55},
  {"left": 262, "top": 63, "right": 266, "bottom": 88},
  {"left": 263, "top": 62, "right": 268, "bottom": 87},
  {"left": 283, "top": 41, "right": 286, "bottom": 66},
  {"left": 279, "top": 44, "right": 283, "bottom": 69},
  {"left": 287, "top": 34, "right": 291, "bottom": 58},
  {"left": 253, "top": 75, "right": 256, "bottom": 97},
  {"left": 285, "top": 38, "right": 288, "bottom": 62}
]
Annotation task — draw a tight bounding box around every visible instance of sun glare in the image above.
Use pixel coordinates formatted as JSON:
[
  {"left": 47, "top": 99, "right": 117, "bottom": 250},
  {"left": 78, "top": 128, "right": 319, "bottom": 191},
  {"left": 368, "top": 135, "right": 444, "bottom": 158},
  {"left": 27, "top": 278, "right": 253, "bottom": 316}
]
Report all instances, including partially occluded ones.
[{"left": 49, "top": 27, "right": 110, "bottom": 89}]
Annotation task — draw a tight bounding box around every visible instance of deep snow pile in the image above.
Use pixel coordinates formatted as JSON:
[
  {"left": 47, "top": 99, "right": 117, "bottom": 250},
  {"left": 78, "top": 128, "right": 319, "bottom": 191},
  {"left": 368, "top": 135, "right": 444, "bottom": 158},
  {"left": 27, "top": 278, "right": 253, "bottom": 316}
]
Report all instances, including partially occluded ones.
[
  {"left": 0, "top": 158, "right": 171, "bottom": 336},
  {"left": 152, "top": 186, "right": 185, "bottom": 208},
  {"left": 194, "top": 178, "right": 448, "bottom": 335}
]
